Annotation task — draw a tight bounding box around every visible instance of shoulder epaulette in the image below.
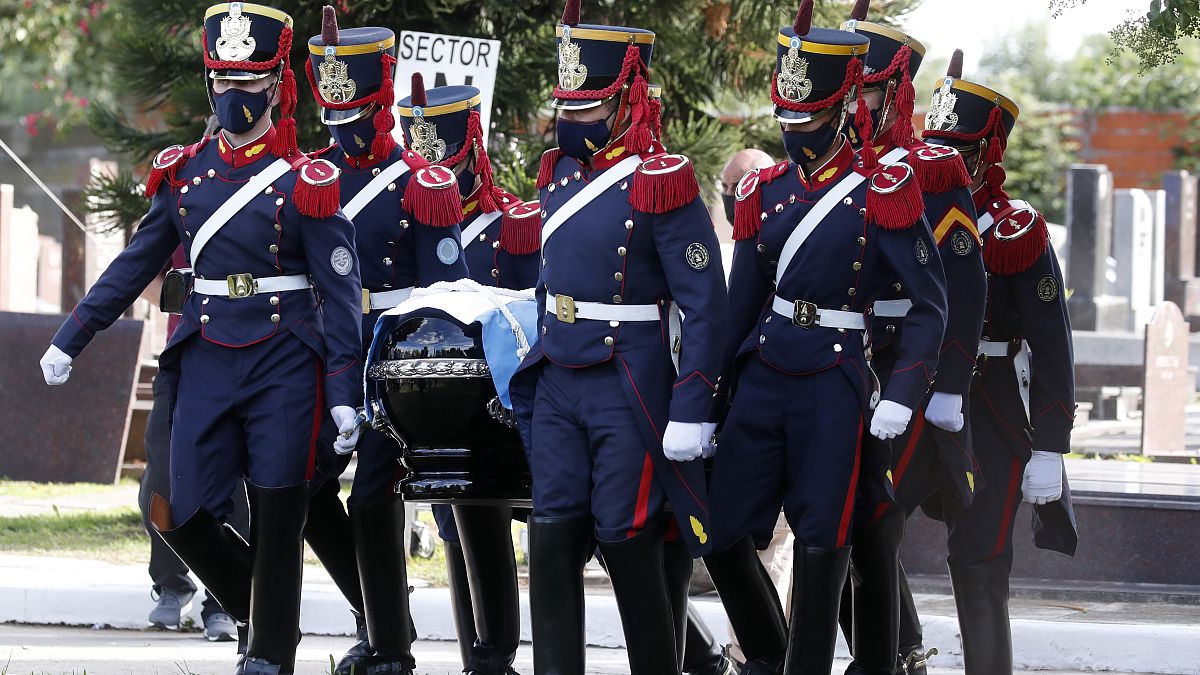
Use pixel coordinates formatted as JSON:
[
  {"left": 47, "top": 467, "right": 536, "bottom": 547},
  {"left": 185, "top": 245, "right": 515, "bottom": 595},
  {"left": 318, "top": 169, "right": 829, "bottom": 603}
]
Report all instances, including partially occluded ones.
[
  {"left": 732, "top": 160, "right": 790, "bottom": 241},
  {"left": 144, "top": 137, "right": 209, "bottom": 197},
  {"left": 908, "top": 143, "right": 971, "bottom": 194},
  {"left": 290, "top": 155, "right": 341, "bottom": 218},
  {"left": 500, "top": 199, "right": 542, "bottom": 255},
  {"left": 629, "top": 153, "right": 700, "bottom": 215},
  {"left": 983, "top": 199, "right": 1049, "bottom": 275},
  {"left": 865, "top": 161, "right": 924, "bottom": 231},
  {"left": 491, "top": 187, "right": 521, "bottom": 212},
  {"left": 386, "top": 149, "right": 461, "bottom": 227},
  {"left": 536, "top": 148, "right": 565, "bottom": 190}
]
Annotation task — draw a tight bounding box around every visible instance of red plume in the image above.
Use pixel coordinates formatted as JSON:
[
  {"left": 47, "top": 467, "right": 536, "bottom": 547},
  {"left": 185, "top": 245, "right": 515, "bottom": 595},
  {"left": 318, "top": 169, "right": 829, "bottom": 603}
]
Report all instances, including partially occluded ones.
[
  {"left": 947, "top": 49, "right": 964, "bottom": 78},
  {"left": 561, "top": 0, "right": 580, "bottom": 26},
  {"left": 321, "top": 5, "right": 339, "bottom": 46},
  {"left": 794, "top": 0, "right": 813, "bottom": 36},
  {"left": 851, "top": 0, "right": 870, "bottom": 21},
  {"left": 411, "top": 72, "right": 427, "bottom": 108}
]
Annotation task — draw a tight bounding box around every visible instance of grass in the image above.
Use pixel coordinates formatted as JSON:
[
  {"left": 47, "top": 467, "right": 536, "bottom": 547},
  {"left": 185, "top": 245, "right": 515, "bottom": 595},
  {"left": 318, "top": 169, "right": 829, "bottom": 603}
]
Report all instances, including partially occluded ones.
[{"left": 0, "top": 478, "right": 139, "bottom": 500}]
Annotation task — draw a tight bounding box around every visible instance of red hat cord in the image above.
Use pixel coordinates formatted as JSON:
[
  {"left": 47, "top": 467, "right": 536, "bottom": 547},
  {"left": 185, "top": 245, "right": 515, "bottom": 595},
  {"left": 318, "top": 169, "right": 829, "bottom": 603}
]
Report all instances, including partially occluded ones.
[{"left": 439, "top": 110, "right": 504, "bottom": 214}]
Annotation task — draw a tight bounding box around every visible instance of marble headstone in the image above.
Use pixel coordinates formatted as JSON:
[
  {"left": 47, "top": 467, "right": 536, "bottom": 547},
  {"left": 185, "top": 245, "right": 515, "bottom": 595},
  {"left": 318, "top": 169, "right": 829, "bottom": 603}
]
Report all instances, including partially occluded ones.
[{"left": 1142, "top": 302, "right": 1191, "bottom": 458}]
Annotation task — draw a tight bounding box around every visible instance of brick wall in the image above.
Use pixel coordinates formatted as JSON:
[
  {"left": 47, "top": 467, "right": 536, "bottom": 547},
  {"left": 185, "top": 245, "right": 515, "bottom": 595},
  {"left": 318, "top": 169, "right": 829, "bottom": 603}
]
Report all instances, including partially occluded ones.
[{"left": 1074, "top": 109, "right": 1190, "bottom": 190}]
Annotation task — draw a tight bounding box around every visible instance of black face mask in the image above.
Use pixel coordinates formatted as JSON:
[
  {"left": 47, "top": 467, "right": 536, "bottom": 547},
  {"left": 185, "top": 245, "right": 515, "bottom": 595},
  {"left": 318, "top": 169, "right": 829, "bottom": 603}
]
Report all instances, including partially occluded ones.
[
  {"left": 329, "top": 114, "right": 378, "bottom": 157},
  {"left": 843, "top": 105, "right": 884, "bottom": 150},
  {"left": 213, "top": 86, "right": 272, "bottom": 135},
  {"left": 556, "top": 109, "right": 615, "bottom": 161},
  {"left": 782, "top": 120, "right": 839, "bottom": 165},
  {"left": 722, "top": 193, "right": 737, "bottom": 224}
]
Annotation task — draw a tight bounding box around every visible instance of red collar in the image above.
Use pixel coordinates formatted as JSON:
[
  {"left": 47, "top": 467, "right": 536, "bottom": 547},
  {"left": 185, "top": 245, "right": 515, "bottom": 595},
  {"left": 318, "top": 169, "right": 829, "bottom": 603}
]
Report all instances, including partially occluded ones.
[
  {"left": 216, "top": 127, "right": 276, "bottom": 168},
  {"left": 461, "top": 183, "right": 482, "bottom": 217},
  {"left": 800, "top": 137, "right": 854, "bottom": 191}
]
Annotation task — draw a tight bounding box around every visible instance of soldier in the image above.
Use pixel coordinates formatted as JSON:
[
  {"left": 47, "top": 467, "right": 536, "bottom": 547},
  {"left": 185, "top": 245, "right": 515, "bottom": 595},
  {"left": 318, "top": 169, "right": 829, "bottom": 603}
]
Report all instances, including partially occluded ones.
[
  {"left": 908, "top": 50, "right": 1077, "bottom": 675},
  {"left": 38, "top": 3, "right": 363, "bottom": 673},
  {"left": 394, "top": 74, "right": 536, "bottom": 675},
  {"left": 835, "top": 3, "right": 988, "bottom": 674},
  {"left": 304, "top": 8, "right": 467, "bottom": 674},
  {"left": 508, "top": 0, "right": 728, "bottom": 672},
  {"left": 703, "top": 2, "right": 947, "bottom": 674}
]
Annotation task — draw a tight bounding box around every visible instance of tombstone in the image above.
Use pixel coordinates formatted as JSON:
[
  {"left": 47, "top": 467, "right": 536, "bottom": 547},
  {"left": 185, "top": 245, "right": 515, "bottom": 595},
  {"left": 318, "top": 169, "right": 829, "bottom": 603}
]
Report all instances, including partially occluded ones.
[
  {"left": 59, "top": 188, "right": 87, "bottom": 310},
  {"left": 1111, "top": 189, "right": 1166, "bottom": 330},
  {"left": 1142, "top": 302, "right": 1192, "bottom": 458},
  {"left": 37, "top": 234, "right": 61, "bottom": 313},
  {"left": 1162, "top": 172, "right": 1200, "bottom": 327},
  {"left": 1066, "top": 164, "right": 1128, "bottom": 330}
]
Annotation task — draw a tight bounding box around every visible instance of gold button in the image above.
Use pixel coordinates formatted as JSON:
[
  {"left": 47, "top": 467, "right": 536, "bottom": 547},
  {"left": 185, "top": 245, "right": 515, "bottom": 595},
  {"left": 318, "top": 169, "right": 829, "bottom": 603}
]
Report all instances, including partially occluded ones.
[
  {"left": 264, "top": 186, "right": 273, "bottom": 195},
  {"left": 383, "top": 257, "right": 392, "bottom": 266},
  {"left": 270, "top": 296, "right": 279, "bottom": 306},
  {"left": 202, "top": 298, "right": 209, "bottom": 305},
  {"left": 193, "top": 177, "right": 202, "bottom": 186},
  {"left": 573, "top": 171, "right": 582, "bottom": 180},
  {"left": 613, "top": 295, "right": 623, "bottom": 303},
  {"left": 560, "top": 178, "right": 569, "bottom": 187},
  {"left": 756, "top": 244, "right": 766, "bottom": 254},
  {"left": 270, "top": 313, "right": 281, "bottom": 323},
  {"left": 834, "top": 344, "right": 843, "bottom": 353},
  {"left": 858, "top": 236, "right": 867, "bottom": 246},
  {"left": 624, "top": 219, "right": 634, "bottom": 230},
  {"left": 848, "top": 288, "right": 857, "bottom": 296},
  {"left": 614, "top": 272, "right": 624, "bottom": 281},
  {"left": 852, "top": 262, "right": 863, "bottom": 271},
  {"left": 774, "top": 204, "right": 784, "bottom": 213},
  {"left": 842, "top": 304, "right": 850, "bottom": 311},
  {"left": 609, "top": 321, "right": 620, "bottom": 328},
  {"left": 759, "top": 335, "right": 766, "bottom": 344},
  {"left": 181, "top": 186, "right": 189, "bottom": 194},
  {"left": 387, "top": 183, "right": 396, "bottom": 192},
  {"left": 617, "top": 246, "right": 627, "bottom": 256},
  {"left": 620, "top": 181, "right": 629, "bottom": 191},
  {"left": 548, "top": 184, "right": 556, "bottom": 193},
  {"left": 843, "top": 197, "right": 853, "bottom": 206},
  {"left": 893, "top": 283, "right": 902, "bottom": 292},
  {"left": 269, "top": 244, "right": 279, "bottom": 253},
  {"left": 178, "top": 207, "right": 187, "bottom": 216},
  {"left": 400, "top": 220, "right": 410, "bottom": 229},
  {"left": 491, "top": 269, "right": 499, "bottom": 278},
  {"left": 372, "top": 168, "right": 381, "bottom": 176},
  {"left": 275, "top": 198, "right": 284, "bottom": 206},
  {"left": 274, "top": 223, "right": 282, "bottom": 232},
  {"left": 493, "top": 241, "right": 500, "bottom": 249},
  {"left": 604, "top": 336, "right": 614, "bottom": 346},
  {"left": 200, "top": 314, "right": 210, "bottom": 324},
  {"left": 207, "top": 169, "right": 216, "bottom": 178},
  {"left": 478, "top": 233, "right": 487, "bottom": 242}
]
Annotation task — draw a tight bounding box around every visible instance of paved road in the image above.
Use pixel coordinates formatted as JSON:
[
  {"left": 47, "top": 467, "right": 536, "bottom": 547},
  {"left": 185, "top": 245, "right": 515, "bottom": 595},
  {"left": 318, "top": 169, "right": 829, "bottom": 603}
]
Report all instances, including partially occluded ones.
[{"left": 0, "top": 624, "right": 1166, "bottom": 675}]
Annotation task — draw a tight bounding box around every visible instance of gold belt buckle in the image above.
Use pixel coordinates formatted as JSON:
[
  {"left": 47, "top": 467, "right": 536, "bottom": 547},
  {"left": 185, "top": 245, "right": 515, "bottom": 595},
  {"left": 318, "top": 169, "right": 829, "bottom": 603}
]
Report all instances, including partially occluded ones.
[
  {"left": 226, "top": 273, "right": 255, "bottom": 299},
  {"left": 792, "top": 299, "right": 818, "bottom": 328},
  {"left": 556, "top": 294, "right": 576, "bottom": 323},
  {"left": 362, "top": 289, "right": 372, "bottom": 315}
]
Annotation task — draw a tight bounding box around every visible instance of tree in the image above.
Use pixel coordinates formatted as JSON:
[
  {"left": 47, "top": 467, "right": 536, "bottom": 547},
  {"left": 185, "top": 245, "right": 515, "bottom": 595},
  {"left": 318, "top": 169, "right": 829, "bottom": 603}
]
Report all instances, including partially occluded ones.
[
  {"left": 80, "top": 0, "right": 923, "bottom": 229},
  {"left": 1051, "top": 0, "right": 1200, "bottom": 71}
]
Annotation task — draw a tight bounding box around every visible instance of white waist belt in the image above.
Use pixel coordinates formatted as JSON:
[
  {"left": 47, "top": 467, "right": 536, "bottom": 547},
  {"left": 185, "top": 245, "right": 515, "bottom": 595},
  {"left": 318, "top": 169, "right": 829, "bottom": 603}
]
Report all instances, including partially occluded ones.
[
  {"left": 873, "top": 299, "right": 912, "bottom": 318},
  {"left": 366, "top": 286, "right": 414, "bottom": 312},
  {"left": 193, "top": 274, "right": 311, "bottom": 298},
  {"left": 546, "top": 293, "right": 661, "bottom": 323},
  {"left": 771, "top": 296, "right": 866, "bottom": 330},
  {"left": 978, "top": 340, "right": 1012, "bottom": 358}
]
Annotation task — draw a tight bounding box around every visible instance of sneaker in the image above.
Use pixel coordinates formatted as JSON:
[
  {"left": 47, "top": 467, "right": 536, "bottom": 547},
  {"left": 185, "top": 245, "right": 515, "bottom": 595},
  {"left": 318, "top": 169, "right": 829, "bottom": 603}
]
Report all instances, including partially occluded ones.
[
  {"left": 148, "top": 587, "right": 194, "bottom": 630},
  {"left": 203, "top": 610, "right": 238, "bottom": 642}
]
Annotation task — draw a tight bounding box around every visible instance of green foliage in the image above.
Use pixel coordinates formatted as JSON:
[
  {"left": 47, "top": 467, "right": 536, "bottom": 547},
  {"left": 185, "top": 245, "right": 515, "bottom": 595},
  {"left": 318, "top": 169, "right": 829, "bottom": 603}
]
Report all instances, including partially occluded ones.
[
  {"left": 1051, "top": 0, "right": 1200, "bottom": 71},
  {"left": 84, "top": 168, "right": 146, "bottom": 237}
]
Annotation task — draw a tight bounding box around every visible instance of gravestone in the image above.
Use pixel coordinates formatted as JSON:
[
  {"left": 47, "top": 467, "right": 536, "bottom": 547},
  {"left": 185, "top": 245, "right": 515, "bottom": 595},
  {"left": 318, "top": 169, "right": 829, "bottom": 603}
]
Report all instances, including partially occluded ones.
[
  {"left": 1162, "top": 172, "right": 1200, "bottom": 327},
  {"left": 1142, "top": 302, "right": 1192, "bottom": 458},
  {"left": 1065, "top": 164, "right": 1127, "bottom": 330},
  {"left": 1111, "top": 189, "right": 1166, "bottom": 330},
  {"left": 0, "top": 312, "right": 144, "bottom": 483},
  {"left": 59, "top": 189, "right": 86, "bottom": 310}
]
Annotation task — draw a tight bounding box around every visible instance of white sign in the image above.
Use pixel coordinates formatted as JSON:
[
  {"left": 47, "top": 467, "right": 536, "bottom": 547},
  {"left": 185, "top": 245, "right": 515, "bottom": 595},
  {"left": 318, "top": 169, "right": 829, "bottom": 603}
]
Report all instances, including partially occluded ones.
[{"left": 393, "top": 31, "right": 502, "bottom": 147}]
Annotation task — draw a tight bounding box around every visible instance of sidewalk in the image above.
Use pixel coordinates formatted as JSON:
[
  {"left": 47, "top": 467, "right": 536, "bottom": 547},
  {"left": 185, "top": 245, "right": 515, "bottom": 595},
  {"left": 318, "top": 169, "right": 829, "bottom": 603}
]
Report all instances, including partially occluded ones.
[{"left": 0, "top": 554, "right": 1197, "bottom": 674}]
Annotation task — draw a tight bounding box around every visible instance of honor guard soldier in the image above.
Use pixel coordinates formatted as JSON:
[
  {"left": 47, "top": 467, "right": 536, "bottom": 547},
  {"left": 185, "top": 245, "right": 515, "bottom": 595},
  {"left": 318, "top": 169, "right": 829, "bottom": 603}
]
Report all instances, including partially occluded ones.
[
  {"left": 39, "top": 3, "right": 364, "bottom": 673},
  {"left": 702, "top": 2, "right": 947, "bottom": 674},
  {"left": 508, "top": 0, "right": 728, "bottom": 672},
  {"left": 304, "top": 8, "right": 467, "bottom": 674},
  {"left": 395, "top": 74, "right": 534, "bottom": 675},
  {"left": 905, "top": 51, "right": 1077, "bottom": 675},
  {"left": 836, "top": 3, "right": 988, "bottom": 674}
]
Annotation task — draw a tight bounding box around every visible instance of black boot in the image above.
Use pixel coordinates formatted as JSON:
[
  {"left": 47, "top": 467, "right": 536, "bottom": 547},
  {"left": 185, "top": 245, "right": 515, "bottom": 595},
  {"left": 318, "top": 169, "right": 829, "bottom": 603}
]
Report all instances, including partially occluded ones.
[
  {"left": 949, "top": 558, "right": 1013, "bottom": 675},
  {"left": 846, "top": 509, "right": 905, "bottom": 675},
  {"left": 444, "top": 539, "right": 479, "bottom": 670},
  {"left": 333, "top": 612, "right": 373, "bottom": 675},
  {"left": 703, "top": 536, "right": 786, "bottom": 675},
  {"left": 149, "top": 494, "right": 252, "bottom": 623},
  {"left": 243, "top": 483, "right": 308, "bottom": 675},
  {"left": 454, "top": 505, "right": 522, "bottom": 675},
  {"left": 682, "top": 604, "right": 737, "bottom": 675},
  {"left": 782, "top": 544, "right": 852, "bottom": 675},
  {"left": 598, "top": 520, "right": 679, "bottom": 675},
  {"left": 234, "top": 622, "right": 249, "bottom": 675},
  {"left": 663, "top": 534, "right": 693, "bottom": 669},
  {"left": 529, "top": 515, "right": 593, "bottom": 675},
  {"left": 350, "top": 498, "right": 416, "bottom": 674},
  {"left": 897, "top": 565, "right": 935, "bottom": 675}
]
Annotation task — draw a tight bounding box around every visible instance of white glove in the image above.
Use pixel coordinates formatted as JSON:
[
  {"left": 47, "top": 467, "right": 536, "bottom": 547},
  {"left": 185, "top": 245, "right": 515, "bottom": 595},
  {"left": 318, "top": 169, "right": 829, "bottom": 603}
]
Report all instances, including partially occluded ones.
[
  {"left": 700, "top": 422, "right": 718, "bottom": 459},
  {"left": 331, "top": 406, "right": 363, "bottom": 455},
  {"left": 662, "top": 421, "right": 705, "bottom": 462},
  {"left": 924, "top": 392, "right": 964, "bottom": 432},
  {"left": 869, "top": 400, "right": 913, "bottom": 441},
  {"left": 40, "top": 345, "right": 73, "bottom": 385},
  {"left": 1022, "top": 450, "right": 1063, "bottom": 505}
]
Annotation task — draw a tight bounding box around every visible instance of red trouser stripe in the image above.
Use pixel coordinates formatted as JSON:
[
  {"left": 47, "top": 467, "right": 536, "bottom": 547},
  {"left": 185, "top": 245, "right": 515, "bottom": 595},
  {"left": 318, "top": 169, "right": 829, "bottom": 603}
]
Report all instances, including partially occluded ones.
[
  {"left": 989, "top": 456, "right": 1023, "bottom": 560},
  {"left": 891, "top": 408, "right": 926, "bottom": 489},
  {"left": 629, "top": 451, "right": 655, "bottom": 537},
  {"left": 836, "top": 417, "right": 865, "bottom": 547},
  {"left": 305, "top": 361, "right": 324, "bottom": 481}
]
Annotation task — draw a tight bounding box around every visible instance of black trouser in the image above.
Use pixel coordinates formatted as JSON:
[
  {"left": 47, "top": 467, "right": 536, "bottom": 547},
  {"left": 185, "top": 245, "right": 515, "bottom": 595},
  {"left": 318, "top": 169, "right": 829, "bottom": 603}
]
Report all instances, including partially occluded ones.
[{"left": 138, "top": 371, "right": 249, "bottom": 619}]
